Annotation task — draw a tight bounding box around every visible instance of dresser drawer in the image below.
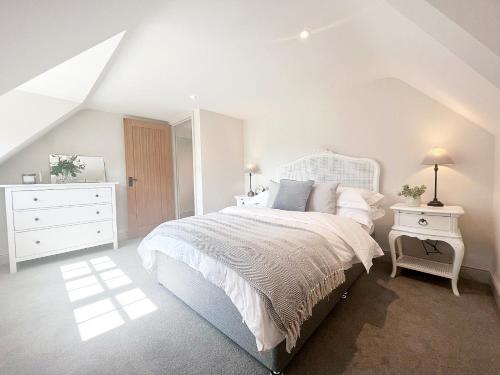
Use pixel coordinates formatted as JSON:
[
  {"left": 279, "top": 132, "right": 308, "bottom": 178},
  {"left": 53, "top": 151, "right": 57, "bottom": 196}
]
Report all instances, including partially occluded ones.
[
  {"left": 14, "top": 204, "right": 113, "bottom": 231},
  {"left": 398, "top": 211, "right": 451, "bottom": 231},
  {"left": 12, "top": 187, "right": 112, "bottom": 209},
  {"left": 15, "top": 221, "right": 114, "bottom": 258}
]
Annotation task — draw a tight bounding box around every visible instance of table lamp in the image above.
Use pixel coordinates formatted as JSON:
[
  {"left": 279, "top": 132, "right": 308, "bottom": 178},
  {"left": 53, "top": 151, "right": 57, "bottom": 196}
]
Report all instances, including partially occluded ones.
[
  {"left": 244, "top": 164, "right": 259, "bottom": 197},
  {"left": 421, "top": 148, "right": 454, "bottom": 207}
]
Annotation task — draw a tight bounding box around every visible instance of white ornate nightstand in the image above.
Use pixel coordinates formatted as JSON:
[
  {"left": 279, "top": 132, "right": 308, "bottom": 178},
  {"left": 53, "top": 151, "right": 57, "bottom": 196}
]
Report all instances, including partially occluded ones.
[
  {"left": 234, "top": 195, "right": 264, "bottom": 208},
  {"left": 388, "top": 203, "right": 465, "bottom": 296}
]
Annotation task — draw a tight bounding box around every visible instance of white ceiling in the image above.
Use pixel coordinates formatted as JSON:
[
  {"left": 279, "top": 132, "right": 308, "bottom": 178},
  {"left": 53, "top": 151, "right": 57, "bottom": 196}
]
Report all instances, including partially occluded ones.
[
  {"left": 1, "top": 0, "right": 500, "bottom": 164},
  {"left": 0, "top": 0, "right": 166, "bottom": 96},
  {"left": 83, "top": 0, "right": 500, "bottom": 135}
]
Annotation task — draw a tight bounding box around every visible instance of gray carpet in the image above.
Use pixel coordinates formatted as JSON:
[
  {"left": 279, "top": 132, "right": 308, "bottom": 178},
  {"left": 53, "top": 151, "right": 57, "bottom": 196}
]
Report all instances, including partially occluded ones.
[{"left": 0, "top": 239, "right": 499, "bottom": 375}]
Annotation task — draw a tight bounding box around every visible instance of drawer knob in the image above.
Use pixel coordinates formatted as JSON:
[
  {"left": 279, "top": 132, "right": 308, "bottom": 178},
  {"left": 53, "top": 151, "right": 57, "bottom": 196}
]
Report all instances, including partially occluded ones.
[
  {"left": 418, "top": 218, "right": 428, "bottom": 226},
  {"left": 95, "top": 194, "right": 100, "bottom": 198},
  {"left": 97, "top": 230, "right": 101, "bottom": 234},
  {"left": 35, "top": 240, "right": 40, "bottom": 244},
  {"left": 34, "top": 217, "right": 39, "bottom": 221},
  {"left": 33, "top": 197, "right": 38, "bottom": 202},
  {"left": 96, "top": 211, "right": 100, "bottom": 215}
]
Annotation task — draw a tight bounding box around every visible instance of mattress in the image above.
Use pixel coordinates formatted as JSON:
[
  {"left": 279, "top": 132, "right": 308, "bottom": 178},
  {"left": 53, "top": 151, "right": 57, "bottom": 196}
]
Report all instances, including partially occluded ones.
[{"left": 156, "top": 252, "right": 365, "bottom": 373}]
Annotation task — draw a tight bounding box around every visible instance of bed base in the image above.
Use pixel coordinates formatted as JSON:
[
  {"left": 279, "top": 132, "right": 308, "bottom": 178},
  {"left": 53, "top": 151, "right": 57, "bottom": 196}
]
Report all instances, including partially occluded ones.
[{"left": 156, "top": 253, "right": 363, "bottom": 374}]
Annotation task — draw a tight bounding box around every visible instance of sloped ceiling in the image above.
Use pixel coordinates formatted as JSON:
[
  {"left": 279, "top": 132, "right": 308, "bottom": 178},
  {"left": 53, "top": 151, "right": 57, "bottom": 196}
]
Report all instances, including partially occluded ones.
[
  {"left": 1, "top": 0, "right": 500, "bottom": 164},
  {"left": 0, "top": 32, "right": 125, "bottom": 162},
  {"left": 0, "top": 0, "right": 166, "bottom": 96},
  {"left": 83, "top": 0, "right": 500, "bottom": 135}
]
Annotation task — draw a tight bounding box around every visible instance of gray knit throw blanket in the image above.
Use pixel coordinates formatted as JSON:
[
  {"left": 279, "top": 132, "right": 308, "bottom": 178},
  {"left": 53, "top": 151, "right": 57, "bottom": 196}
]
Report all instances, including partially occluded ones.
[{"left": 154, "top": 212, "right": 345, "bottom": 352}]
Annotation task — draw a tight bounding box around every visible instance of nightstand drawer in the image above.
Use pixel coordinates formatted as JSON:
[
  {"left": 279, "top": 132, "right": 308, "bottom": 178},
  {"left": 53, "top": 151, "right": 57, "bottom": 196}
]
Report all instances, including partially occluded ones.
[
  {"left": 235, "top": 195, "right": 264, "bottom": 207},
  {"left": 398, "top": 212, "right": 451, "bottom": 231}
]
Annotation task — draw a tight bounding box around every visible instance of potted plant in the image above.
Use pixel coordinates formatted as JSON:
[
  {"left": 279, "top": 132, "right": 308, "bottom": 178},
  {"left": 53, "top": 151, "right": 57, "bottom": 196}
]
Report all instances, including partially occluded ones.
[
  {"left": 398, "top": 184, "right": 426, "bottom": 206},
  {"left": 50, "top": 155, "right": 86, "bottom": 183}
]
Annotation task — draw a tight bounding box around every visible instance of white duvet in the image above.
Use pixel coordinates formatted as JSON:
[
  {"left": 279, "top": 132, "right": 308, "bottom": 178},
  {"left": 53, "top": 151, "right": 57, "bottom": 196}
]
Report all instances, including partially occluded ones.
[{"left": 138, "top": 206, "right": 383, "bottom": 351}]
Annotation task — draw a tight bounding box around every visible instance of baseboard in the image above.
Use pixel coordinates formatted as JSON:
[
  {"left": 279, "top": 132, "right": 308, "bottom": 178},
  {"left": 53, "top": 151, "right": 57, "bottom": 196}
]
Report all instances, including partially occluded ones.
[{"left": 490, "top": 273, "right": 500, "bottom": 310}]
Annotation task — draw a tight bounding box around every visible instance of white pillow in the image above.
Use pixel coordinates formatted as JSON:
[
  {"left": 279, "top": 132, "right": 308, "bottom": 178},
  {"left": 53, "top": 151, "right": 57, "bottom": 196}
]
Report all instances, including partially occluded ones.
[
  {"left": 336, "top": 187, "right": 384, "bottom": 210},
  {"left": 370, "top": 206, "right": 386, "bottom": 220},
  {"left": 336, "top": 207, "right": 373, "bottom": 227}
]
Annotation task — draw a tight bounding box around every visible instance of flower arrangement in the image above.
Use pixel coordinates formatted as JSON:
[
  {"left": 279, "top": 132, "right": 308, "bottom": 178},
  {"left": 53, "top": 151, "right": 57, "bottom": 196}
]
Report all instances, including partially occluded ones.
[
  {"left": 398, "top": 184, "right": 426, "bottom": 206},
  {"left": 398, "top": 184, "right": 427, "bottom": 199},
  {"left": 50, "top": 155, "right": 86, "bottom": 182}
]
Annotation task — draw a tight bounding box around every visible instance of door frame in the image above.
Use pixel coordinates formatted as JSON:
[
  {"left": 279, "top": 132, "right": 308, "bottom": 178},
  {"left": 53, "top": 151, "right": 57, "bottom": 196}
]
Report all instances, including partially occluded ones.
[{"left": 171, "top": 112, "right": 199, "bottom": 217}]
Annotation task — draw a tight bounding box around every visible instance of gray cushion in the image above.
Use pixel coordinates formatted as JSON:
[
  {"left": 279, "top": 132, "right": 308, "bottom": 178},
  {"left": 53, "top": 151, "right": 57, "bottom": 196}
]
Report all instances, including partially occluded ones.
[
  {"left": 306, "top": 182, "right": 339, "bottom": 214},
  {"left": 272, "top": 179, "right": 314, "bottom": 211}
]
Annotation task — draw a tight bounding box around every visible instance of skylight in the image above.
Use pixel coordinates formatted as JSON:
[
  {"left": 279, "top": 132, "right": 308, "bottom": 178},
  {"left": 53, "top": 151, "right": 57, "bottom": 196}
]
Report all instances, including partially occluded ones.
[{"left": 16, "top": 31, "right": 125, "bottom": 103}]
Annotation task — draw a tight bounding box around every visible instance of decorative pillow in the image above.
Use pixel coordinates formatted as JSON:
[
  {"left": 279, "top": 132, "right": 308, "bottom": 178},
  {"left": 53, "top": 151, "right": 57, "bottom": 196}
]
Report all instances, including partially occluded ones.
[
  {"left": 306, "top": 182, "right": 339, "bottom": 214},
  {"left": 266, "top": 180, "right": 280, "bottom": 207},
  {"left": 336, "top": 187, "right": 384, "bottom": 210},
  {"left": 272, "top": 179, "right": 314, "bottom": 212}
]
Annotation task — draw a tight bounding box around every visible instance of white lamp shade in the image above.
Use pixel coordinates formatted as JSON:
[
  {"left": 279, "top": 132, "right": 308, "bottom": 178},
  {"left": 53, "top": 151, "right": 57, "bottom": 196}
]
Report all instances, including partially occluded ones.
[
  {"left": 421, "top": 148, "right": 454, "bottom": 165},
  {"left": 244, "top": 163, "right": 259, "bottom": 173}
]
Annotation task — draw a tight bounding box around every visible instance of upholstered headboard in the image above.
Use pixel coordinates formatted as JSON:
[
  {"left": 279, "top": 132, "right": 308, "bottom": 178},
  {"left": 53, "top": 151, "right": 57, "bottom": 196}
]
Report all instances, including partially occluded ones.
[{"left": 278, "top": 151, "right": 380, "bottom": 192}]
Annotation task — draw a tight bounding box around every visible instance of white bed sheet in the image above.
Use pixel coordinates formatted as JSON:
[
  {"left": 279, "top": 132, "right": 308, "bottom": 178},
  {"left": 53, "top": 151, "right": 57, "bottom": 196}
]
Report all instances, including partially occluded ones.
[{"left": 138, "top": 206, "right": 383, "bottom": 351}]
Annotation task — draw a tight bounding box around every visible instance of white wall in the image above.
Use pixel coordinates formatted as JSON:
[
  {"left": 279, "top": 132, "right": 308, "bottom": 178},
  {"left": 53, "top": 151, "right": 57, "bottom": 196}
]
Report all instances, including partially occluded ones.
[
  {"left": 244, "top": 78, "right": 495, "bottom": 271},
  {"left": 0, "top": 109, "right": 128, "bottom": 259},
  {"left": 195, "top": 109, "right": 244, "bottom": 214}
]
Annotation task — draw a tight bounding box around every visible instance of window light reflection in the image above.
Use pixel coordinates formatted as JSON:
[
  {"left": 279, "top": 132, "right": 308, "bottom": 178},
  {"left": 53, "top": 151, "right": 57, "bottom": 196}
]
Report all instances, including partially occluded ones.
[{"left": 61, "top": 257, "right": 157, "bottom": 342}]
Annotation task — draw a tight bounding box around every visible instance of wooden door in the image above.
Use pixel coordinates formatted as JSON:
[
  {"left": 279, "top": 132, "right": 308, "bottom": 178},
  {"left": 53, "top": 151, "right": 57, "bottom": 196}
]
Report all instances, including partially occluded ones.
[{"left": 124, "top": 118, "right": 175, "bottom": 237}]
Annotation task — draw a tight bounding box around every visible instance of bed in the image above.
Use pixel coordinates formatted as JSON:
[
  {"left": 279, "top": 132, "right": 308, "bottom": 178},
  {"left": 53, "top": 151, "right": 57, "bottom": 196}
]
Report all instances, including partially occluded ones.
[{"left": 138, "top": 151, "right": 383, "bottom": 374}]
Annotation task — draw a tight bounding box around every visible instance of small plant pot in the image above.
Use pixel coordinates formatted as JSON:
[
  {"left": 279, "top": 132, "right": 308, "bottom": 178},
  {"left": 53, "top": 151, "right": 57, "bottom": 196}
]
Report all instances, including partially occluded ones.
[{"left": 404, "top": 196, "right": 422, "bottom": 207}]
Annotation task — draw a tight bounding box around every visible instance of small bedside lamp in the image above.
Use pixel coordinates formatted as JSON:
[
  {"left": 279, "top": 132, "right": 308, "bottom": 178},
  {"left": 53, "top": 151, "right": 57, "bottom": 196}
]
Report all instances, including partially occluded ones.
[
  {"left": 422, "top": 148, "right": 454, "bottom": 207},
  {"left": 244, "top": 164, "right": 259, "bottom": 197}
]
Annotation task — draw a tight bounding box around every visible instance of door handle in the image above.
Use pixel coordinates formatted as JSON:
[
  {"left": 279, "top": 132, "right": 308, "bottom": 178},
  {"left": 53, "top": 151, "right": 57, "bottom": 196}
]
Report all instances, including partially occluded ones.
[{"left": 128, "top": 176, "right": 138, "bottom": 187}]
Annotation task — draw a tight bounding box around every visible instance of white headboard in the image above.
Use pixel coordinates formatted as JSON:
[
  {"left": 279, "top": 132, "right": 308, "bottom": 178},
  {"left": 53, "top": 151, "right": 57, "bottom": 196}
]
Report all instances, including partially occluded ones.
[{"left": 278, "top": 151, "right": 380, "bottom": 192}]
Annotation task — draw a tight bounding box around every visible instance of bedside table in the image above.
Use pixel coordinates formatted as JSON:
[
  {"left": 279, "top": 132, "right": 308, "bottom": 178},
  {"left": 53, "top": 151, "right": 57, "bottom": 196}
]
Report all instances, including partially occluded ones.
[
  {"left": 234, "top": 195, "right": 264, "bottom": 208},
  {"left": 388, "top": 203, "right": 465, "bottom": 296}
]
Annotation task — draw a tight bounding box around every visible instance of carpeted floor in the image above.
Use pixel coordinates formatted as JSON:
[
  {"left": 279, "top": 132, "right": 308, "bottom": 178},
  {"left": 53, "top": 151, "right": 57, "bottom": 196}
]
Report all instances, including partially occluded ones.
[{"left": 0, "top": 239, "right": 499, "bottom": 375}]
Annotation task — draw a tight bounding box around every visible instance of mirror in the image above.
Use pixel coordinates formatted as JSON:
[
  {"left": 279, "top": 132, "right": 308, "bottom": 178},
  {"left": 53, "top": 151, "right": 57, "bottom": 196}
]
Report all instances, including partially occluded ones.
[{"left": 49, "top": 154, "right": 106, "bottom": 183}]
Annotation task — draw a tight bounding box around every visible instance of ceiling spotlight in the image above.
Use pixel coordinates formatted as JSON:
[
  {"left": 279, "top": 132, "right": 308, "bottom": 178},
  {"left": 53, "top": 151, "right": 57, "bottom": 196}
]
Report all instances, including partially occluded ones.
[{"left": 299, "top": 29, "right": 310, "bottom": 40}]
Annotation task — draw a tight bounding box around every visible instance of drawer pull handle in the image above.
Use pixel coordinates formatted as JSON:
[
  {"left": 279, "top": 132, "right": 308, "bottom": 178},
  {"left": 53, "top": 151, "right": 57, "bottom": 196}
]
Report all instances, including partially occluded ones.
[
  {"left": 418, "top": 218, "right": 428, "bottom": 226},
  {"left": 34, "top": 217, "right": 39, "bottom": 221},
  {"left": 97, "top": 230, "right": 101, "bottom": 234},
  {"left": 96, "top": 211, "right": 100, "bottom": 215},
  {"left": 35, "top": 240, "right": 40, "bottom": 244},
  {"left": 33, "top": 198, "right": 38, "bottom": 202}
]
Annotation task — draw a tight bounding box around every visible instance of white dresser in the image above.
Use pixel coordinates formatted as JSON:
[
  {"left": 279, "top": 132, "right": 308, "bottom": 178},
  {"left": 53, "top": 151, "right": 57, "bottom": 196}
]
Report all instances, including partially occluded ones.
[{"left": 2, "top": 183, "right": 118, "bottom": 273}]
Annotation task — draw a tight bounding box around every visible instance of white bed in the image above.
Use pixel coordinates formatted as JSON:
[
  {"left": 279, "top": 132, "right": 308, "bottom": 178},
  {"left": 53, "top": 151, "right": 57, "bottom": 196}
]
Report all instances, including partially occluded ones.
[{"left": 138, "top": 151, "right": 384, "bottom": 374}]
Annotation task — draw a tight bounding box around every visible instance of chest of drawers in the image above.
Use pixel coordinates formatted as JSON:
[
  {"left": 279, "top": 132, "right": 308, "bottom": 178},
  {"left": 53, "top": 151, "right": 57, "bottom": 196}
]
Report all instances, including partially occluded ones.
[{"left": 2, "top": 183, "right": 118, "bottom": 273}]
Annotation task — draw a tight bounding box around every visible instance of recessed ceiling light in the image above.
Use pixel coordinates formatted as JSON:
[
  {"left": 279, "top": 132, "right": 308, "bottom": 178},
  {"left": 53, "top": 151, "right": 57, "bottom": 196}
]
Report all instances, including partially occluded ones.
[{"left": 299, "top": 29, "right": 310, "bottom": 40}]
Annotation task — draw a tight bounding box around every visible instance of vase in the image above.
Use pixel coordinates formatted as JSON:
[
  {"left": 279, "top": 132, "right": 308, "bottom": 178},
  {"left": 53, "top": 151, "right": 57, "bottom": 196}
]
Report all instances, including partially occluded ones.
[{"left": 405, "top": 196, "right": 422, "bottom": 207}]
